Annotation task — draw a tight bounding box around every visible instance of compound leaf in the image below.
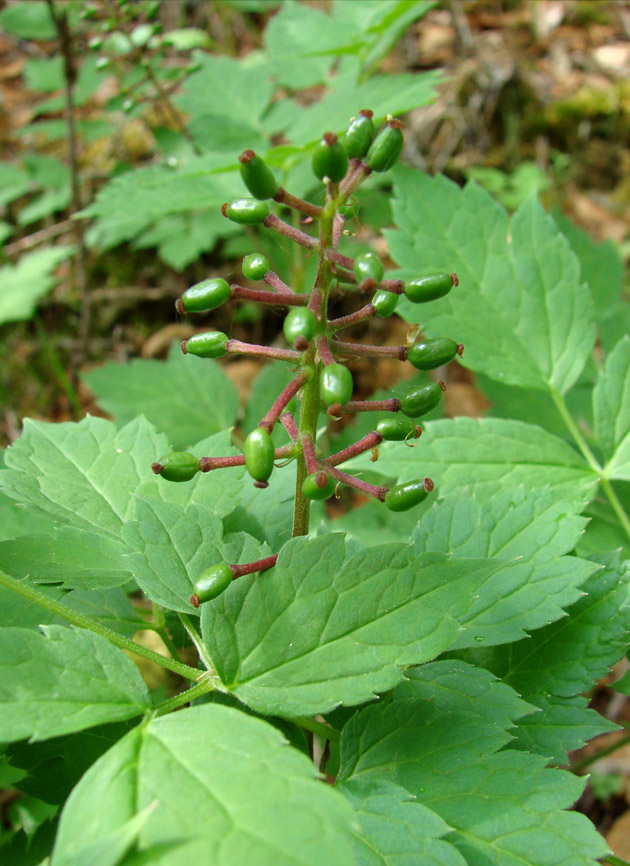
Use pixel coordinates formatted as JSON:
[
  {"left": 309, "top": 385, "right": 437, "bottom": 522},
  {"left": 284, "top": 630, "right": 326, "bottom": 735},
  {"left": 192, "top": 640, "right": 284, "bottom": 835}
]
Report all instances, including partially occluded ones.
[
  {"left": 0, "top": 624, "right": 150, "bottom": 742},
  {"left": 50, "top": 705, "right": 355, "bottom": 866}
]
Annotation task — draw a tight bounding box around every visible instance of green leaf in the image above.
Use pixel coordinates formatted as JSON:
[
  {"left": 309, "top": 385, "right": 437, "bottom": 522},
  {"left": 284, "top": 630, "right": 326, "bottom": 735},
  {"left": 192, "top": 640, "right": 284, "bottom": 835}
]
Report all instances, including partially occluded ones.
[
  {"left": 224, "top": 460, "right": 297, "bottom": 549},
  {"left": 0, "top": 416, "right": 169, "bottom": 538},
  {"left": 0, "top": 1, "right": 56, "bottom": 39},
  {"left": 351, "top": 417, "right": 598, "bottom": 499},
  {"left": 24, "top": 56, "right": 64, "bottom": 92},
  {"left": 0, "top": 527, "right": 133, "bottom": 590},
  {"left": 289, "top": 71, "right": 441, "bottom": 146},
  {"left": 461, "top": 551, "right": 630, "bottom": 762},
  {"left": 132, "top": 210, "right": 240, "bottom": 270},
  {"left": 160, "top": 27, "right": 212, "bottom": 50},
  {"left": 50, "top": 705, "right": 355, "bottom": 866},
  {"left": 0, "top": 247, "right": 74, "bottom": 325},
  {"left": 175, "top": 54, "right": 273, "bottom": 149},
  {"left": 412, "top": 488, "right": 598, "bottom": 646},
  {"left": 594, "top": 335, "right": 630, "bottom": 479},
  {"left": 472, "top": 551, "right": 630, "bottom": 698},
  {"left": 122, "top": 498, "right": 266, "bottom": 613},
  {"left": 242, "top": 361, "right": 294, "bottom": 444},
  {"left": 82, "top": 155, "right": 240, "bottom": 251},
  {"left": 263, "top": 1, "right": 348, "bottom": 88},
  {"left": 201, "top": 533, "right": 510, "bottom": 716},
  {"left": 8, "top": 722, "right": 134, "bottom": 805},
  {"left": 339, "top": 661, "right": 609, "bottom": 866},
  {"left": 388, "top": 170, "right": 597, "bottom": 394},
  {"left": 553, "top": 209, "right": 630, "bottom": 354},
  {"left": 338, "top": 778, "right": 466, "bottom": 866},
  {"left": 18, "top": 185, "right": 71, "bottom": 226},
  {"left": 0, "top": 625, "right": 150, "bottom": 742},
  {"left": 579, "top": 482, "right": 630, "bottom": 560},
  {"left": 83, "top": 343, "right": 239, "bottom": 451},
  {"left": 0, "top": 163, "right": 31, "bottom": 206},
  {"left": 475, "top": 370, "right": 594, "bottom": 442},
  {"left": 509, "top": 693, "right": 618, "bottom": 766}
]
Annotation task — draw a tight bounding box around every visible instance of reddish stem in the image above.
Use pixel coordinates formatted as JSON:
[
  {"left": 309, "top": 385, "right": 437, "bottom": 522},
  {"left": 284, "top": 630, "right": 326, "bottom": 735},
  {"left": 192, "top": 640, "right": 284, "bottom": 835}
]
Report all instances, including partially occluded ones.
[
  {"left": 231, "top": 284, "right": 307, "bottom": 306},
  {"left": 340, "top": 161, "right": 372, "bottom": 198},
  {"left": 328, "top": 304, "right": 375, "bottom": 332},
  {"left": 325, "top": 465, "right": 387, "bottom": 501},
  {"left": 264, "top": 271, "right": 292, "bottom": 293},
  {"left": 264, "top": 213, "right": 318, "bottom": 249},
  {"left": 280, "top": 412, "right": 299, "bottom": 442},
  {"left": 199, "top": 455, "right": 245, "bottom": 472},
  {"left": 300, "top": 433, "right": 319, "bottom": 475},
  {"left": 329, "top": 264, "right": 357, "bottom": 285},
  {"left": 315, "top": 335, "right": 336, "bottom": 366},
  {"left": 325, "top": 431, "right": 383, "bottom": 467},
  {"left": 326, "top": 249, "right": 355, "bottom": 271},
  {"left": 344, "top": 398, "right": 401, "bottom": 413},
  {"left": 332, "top": 214, "right": 345, "bottom": 249},
  {"left": 274, "top": 187, "right": 323, "bottom": 218},
  {"left": 308, "top": 289, "right": 323, "bottom": 314},
  {"left": 332, "top": 340, "right": 407, "bottom": 360},
  {"left": 226, "top": 339, "right": 302, "bottom": 363},
  {"left": 381, "top": 279, "right": 404, "bottom": 294},
  {"left": 260, "top": 371, "right": 310, "bottom": 432},
  {"left": 231, "top": 554, "right": 278, "bottom": 579}
]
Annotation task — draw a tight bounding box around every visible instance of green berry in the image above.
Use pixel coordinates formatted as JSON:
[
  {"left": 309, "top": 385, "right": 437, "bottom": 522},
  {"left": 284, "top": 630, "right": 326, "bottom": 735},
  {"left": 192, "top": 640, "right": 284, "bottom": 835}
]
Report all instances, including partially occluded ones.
[
  {"left": 302, "top": 471, "right": 336, "bottom": 501},
  {"left": 182, "top": 331, "right": 229, "bottom": 359},
  {"left": 283, "top": 307, "right": 316, "bottom": 349},
  {"left": 320, "top": 363, "right": 353, "bottom": 407},
  {"left": 243, "top": 427, "right": 275, "bottom": 484},
  {"left": 408, "top": 338, "right": 461, "bottom": 370},
  {"left": 342, "top": 109, "right": 374, "bottom": 159},
  {"left": 152, "top": 451, "right": 199, "bottom": 482},
  {"left": 376, "top": 417, "right": 421, "bottom": 441},
  {"left": 366, "top": 119, "right": 404, "bottom": 173},
  {"left": 242, "top": 253, "right": 270, "bottom": 280},
  {"left": 238, "top": 150, "right": 278, "bottom": 200},
  {"left": 354, "top": 251, "right": 384, "bottom": 284},
  {"left": 176, "top": 278, "right": 231, "bottom": 315},
  {"left": 372, "top": 289, "right": 398, "bottom": 318},
  {"left": 222, "top": 198, "right": 269, "bottom": 225},
  {"left": 384, "top": 478, "right": 434, "bottom": 512},
  {"left": 190, "top": 563, "right": 233, "bottom": 607},
  {"left": 404, "top": 273, "right": 457, "bottom": 303},
  {"left": 399, "top": 382, "right": 443, "bottom": 418},
  {"left": 312, "top": 132, "right": 349, "bottom": 183}
]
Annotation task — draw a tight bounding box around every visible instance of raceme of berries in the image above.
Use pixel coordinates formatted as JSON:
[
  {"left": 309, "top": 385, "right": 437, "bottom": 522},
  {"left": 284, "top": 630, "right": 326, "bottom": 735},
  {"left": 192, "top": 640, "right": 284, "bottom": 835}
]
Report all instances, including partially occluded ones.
[{"left": 157, "top": 111, "right": 463, "bottom": 607}]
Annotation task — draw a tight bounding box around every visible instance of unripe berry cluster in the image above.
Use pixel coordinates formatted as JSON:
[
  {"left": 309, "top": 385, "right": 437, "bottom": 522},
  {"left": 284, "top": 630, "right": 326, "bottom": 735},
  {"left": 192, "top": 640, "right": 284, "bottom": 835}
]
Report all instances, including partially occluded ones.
[{"left": 151, "top": 111, "right": 462, "bottom": 606}]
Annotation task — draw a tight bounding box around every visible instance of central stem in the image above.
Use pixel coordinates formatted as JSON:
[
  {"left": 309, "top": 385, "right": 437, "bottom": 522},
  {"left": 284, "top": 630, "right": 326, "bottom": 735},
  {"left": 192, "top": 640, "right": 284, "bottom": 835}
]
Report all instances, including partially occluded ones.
[{"left": 292, "top": 193, "right": 335, "bottom": 537}]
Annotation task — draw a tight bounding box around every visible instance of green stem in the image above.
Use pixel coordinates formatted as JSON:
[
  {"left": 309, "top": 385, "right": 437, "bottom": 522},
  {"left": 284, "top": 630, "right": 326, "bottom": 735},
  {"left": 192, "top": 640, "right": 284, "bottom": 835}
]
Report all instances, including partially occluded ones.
[
  {"left": 292, "top": 197, "right": 335, "bottom": 538},
  {"left": 152, "top": 676, "right": 217, "bottom": 716},
  {"left": 550, "top": 389, "right": 602, "bottom": 474},
  {"left": 292, "top": 716, "right": 340, "bottom": 744},
  {"left": 551, "top": 389, "right": 630, "bottom": 542},
  {"left": 179, "top": 612, "right": 215, "bottom": 671},
  {"left": 601, "top": 856, "right": 630, "bottom": 866},
  {"left": 599, "top": 477, "right": 630, "bottom": 542},
  {"left": 0, "top": 570, "right": 201, "bottom": 680}
]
